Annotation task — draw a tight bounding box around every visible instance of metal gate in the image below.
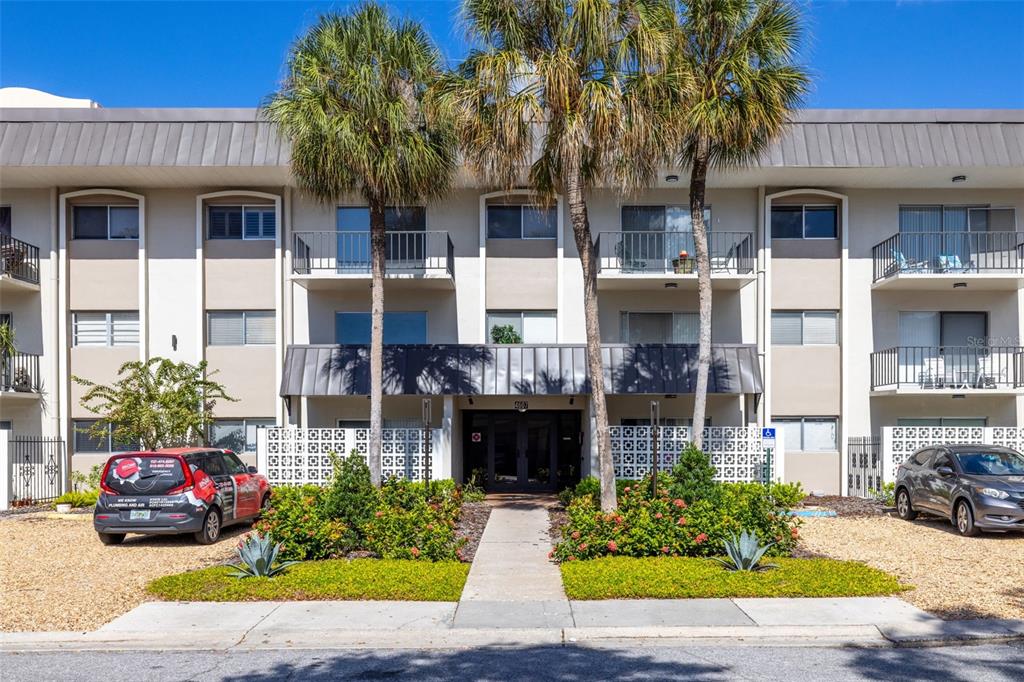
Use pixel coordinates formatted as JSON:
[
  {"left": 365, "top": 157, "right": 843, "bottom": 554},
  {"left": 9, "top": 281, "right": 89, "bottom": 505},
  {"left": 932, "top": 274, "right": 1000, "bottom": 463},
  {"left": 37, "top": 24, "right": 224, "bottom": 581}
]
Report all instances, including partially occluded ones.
[
  {"left": 7, "top": 436, "right": 65, "bottom": 505},
  {"left": 847, "top": 436, "right": 883, "bottom": 498}
]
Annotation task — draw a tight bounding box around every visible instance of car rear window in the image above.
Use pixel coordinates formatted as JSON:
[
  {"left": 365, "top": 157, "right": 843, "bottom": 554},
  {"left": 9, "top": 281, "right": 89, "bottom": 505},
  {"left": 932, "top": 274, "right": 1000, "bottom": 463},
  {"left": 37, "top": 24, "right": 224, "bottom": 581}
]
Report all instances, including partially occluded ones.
[{"left": 104, "top": 456, "right": 187, "bottom": 495}]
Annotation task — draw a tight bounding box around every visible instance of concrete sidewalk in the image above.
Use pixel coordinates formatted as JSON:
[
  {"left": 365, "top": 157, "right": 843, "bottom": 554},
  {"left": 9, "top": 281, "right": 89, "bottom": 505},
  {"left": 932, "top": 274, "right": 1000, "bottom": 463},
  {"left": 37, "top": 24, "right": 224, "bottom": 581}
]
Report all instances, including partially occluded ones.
[{"left": 4, "top": 598, "right": 1022, "bottom": 651}]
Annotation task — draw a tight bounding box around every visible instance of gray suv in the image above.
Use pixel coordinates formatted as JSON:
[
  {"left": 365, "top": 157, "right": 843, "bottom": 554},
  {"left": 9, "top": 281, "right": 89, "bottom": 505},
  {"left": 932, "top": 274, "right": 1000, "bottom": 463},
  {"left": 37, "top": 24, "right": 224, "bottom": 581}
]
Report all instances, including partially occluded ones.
[{"left": 894, "top": 445, "right": 1024, "bottom": 536}]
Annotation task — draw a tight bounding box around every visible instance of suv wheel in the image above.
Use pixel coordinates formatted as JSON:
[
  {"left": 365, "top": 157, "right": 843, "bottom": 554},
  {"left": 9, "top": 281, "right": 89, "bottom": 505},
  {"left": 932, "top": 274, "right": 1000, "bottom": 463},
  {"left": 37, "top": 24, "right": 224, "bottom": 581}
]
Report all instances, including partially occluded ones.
[
  {"left": 257, "top": 493, "right": 271, "bottom": 520},
  {"left": 98, "top": 532, "right": 126, "bottom": 545},
  {"left": 195, "top": 508, "right": 222, "bottom": 544},
  {"left": 896, "top": 488, "right": 917, "bottom": 520},
  {"left": 955, "top": 500, "right": 979, "bottom": 537}
]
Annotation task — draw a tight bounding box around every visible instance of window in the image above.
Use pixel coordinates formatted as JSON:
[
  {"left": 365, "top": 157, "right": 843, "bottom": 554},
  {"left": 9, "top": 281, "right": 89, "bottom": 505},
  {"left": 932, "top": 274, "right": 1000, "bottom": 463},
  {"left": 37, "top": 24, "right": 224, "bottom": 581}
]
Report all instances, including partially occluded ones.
[
  {"left": 621, "top": 205, "right": 711, "bottom": 232},
  {"left": 487, "top": 311, "right": 557, "bottom": 343},
  {"left": 206, "top": 311, "right": 275, "bottom": 346},
  {"left": 209, "top": 419, "right": 274, "bottom": 453},
  {"left": 0, "top": 421, "right": 12, "bottom": 431},
  {"left": 774, "top": 417, "right": 837, "bottom": 451},
  {"left": 771, "top": 205, "right": 837, "bottom": 239},
  {"left": 208, "top": 205, "right": 276, "bottom": 240},
  {"left": 931, "top": 452, "right": 954, "bottom": 471},
  {"left": 911, "top": 450, "right": 934, "bottom": 466},
  {"left": 771, "top": 311, "right": 838, "bottom": 345},
  {"left": 72, "top": 312, "right": 139, "bottom": 347},
  {"left": 202, "top": 453, "right": 226, "bottom": 476},
  {"left": 0, "top": 206, "right": 10, "bottom": 236},
  {"left": 222, "top": 451, "right": 248, "bottom": 474},
  {"left": 73, "top": 420, "right": 139, "bottom": 453},
  {"left": 619, "top": 312, "right": 698, "bottom": 344},
  {"left": 486, "top": 204, "right": 556, "bottom": 239},
  {"left": 73, "top": 205, "right": 139, "bottom": 240},
  {"left": 898, "top": 418, "right": 987, "bottom": 427},
  {"left": 335, "top": 312, "right": 427, "bottom": 344}
]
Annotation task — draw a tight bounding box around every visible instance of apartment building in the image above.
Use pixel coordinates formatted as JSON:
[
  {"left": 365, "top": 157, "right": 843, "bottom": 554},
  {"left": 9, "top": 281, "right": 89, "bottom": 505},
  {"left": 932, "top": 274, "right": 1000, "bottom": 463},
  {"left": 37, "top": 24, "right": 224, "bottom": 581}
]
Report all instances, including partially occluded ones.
[{"left": 0, "top": 106, "right": 1021, "bottom": 495}]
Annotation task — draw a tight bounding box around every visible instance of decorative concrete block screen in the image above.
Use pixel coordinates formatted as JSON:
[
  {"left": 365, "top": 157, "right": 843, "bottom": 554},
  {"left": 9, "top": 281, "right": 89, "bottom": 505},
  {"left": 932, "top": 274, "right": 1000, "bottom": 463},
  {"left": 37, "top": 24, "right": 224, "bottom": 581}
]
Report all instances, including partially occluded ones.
[
  {"left": 610, "top": 426, "right": 777, "bottom": 483},
  {"left": 259, "top": 427, "right": 434, "bottom": 485},
  {"left": 881, "top": 426, "right": 1024, "bottom": 481}
]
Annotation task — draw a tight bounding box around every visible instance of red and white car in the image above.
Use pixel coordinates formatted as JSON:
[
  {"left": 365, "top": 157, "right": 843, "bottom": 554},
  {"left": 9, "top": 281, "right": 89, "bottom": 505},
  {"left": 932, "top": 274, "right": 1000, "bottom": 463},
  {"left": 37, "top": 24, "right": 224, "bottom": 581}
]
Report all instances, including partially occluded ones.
[{"left": 93, "top": 448, "right": 271, "bottom": 545}]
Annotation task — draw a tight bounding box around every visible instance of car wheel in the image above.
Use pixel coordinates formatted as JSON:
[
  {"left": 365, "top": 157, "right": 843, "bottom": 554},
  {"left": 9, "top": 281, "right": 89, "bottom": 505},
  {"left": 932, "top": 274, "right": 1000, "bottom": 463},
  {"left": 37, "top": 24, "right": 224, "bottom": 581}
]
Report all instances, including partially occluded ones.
[
  {"left": 955, "top": 500, "right": 979, "bottom": 537},
  {"left": 896, "top": 488, "right": 917, "bottom": 520},
  {"left": 256, "top": 494, "right": 271, "bottom": 521},
  {"left": 98, "top": 532, "right": 126, "bottom": 545},
  {"left": 195, "top": 508, "right": 222, "bottom": 544}
]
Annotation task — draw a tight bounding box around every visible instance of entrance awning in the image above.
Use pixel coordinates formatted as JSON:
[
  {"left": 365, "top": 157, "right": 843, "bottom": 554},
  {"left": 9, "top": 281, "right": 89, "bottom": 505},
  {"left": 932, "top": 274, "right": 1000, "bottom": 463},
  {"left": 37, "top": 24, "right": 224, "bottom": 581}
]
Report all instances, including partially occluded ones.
[{"left": 280, "top": 344, "right": 763, "bottom": 397}]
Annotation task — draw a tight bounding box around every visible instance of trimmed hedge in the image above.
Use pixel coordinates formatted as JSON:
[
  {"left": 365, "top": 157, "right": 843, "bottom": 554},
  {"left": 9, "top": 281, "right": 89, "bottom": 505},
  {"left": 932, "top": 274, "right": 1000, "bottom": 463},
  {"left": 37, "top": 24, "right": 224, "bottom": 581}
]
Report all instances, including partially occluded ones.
[
  {"left": 561, "top": 556, "right": 907, "bottom": 600},
  {"left": 147, "top": 559, "right": 469, "bottom": 602}
]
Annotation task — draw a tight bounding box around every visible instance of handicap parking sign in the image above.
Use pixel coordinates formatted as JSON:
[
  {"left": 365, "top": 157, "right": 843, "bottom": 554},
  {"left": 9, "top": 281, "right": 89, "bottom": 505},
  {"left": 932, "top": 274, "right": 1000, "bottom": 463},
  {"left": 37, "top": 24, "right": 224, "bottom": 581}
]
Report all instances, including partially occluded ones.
[{"left": 761, "top": 428, "right": 776, "bottom": 448}]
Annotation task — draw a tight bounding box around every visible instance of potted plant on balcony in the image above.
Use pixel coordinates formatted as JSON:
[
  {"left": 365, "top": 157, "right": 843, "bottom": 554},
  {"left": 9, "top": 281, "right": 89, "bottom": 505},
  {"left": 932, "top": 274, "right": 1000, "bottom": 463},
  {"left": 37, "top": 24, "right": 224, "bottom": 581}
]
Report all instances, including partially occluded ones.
[
  {"left": 673, "top": 249, "right": 694, "bottom": 274},
  {"left": 12, "top": 367, "right": 32, "bottom": 392},
  {"left": 1, "top": 322, "right": 15, "bottom": 390}
]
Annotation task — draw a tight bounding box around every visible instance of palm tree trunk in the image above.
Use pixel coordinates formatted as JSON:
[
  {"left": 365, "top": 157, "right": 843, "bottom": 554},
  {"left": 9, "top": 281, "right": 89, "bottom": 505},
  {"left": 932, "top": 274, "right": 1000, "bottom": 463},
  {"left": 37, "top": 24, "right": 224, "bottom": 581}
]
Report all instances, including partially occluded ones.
[
  {"left": 368, "top": 199, "right": 386, "bottom": 487},
  {"left": 689, "top": 139, "right": 712, "bottom": 451},
  {"left": 565, "top": 167, "right": 616, "bottom": 512}
]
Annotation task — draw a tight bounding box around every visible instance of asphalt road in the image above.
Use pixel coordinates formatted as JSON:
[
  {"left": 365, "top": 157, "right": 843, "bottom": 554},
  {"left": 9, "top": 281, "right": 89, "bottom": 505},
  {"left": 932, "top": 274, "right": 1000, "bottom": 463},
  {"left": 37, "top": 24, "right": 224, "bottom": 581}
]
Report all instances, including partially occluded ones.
[{"left": 2, "top": 642, "right": 1023, "bottom": 681}]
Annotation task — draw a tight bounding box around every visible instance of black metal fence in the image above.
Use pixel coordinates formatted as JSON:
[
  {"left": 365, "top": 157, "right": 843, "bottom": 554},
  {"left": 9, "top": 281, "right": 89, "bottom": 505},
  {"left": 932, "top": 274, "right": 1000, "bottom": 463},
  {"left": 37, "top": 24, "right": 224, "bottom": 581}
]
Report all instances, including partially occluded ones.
[
  {"left": 292, "top": 231, "right": 455, "bottom": 277},
  {"left": 872, "top": 231, "right": 1024, "bottom": 281},
  {"left": 1, "top": 352, "right": 42, "bottom": 393},
  {"left": 871, "top": 346, "right": 1023, "bottom": 390},
  {"left": 597, "top": 230, "right": 755, "bottom": 275},
  {"left": 0, "top": 234, "right": 40, "bottom": 285},
  {"left": 848, "top": 436, "right": 883, "bottom": 498},
  {"left": 7, "top": 436, "right": 65, "bottom": 505}
]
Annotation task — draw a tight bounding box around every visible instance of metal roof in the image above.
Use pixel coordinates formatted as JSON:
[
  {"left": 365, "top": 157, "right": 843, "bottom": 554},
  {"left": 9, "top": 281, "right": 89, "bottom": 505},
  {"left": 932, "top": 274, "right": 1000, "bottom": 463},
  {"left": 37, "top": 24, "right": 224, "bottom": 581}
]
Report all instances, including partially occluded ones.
[
  {"left": 1, "top": 108, "right": 1022, "bottom": 170},
  {"left": 279, "top": 343, "right": 763, "bottom": 397}
]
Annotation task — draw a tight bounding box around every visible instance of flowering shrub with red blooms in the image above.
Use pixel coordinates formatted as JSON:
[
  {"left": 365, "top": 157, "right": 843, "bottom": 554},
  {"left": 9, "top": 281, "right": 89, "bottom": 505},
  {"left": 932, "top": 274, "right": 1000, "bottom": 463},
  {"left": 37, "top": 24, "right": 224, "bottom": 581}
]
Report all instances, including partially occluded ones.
[
  {"left": 255, "top": 485, "right": 349, "bottom": 561},
  {"left": 552, "top": 478, "right": 800, "bottom": 562}
]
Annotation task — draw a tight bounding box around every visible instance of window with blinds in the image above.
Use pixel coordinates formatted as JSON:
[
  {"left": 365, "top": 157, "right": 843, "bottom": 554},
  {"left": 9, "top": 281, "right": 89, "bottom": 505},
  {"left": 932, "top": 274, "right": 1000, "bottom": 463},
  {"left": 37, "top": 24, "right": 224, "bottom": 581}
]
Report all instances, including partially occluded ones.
[
  {"left": 207, "top": 311, "right": 275, "bottom": 345},
  {"left": 773, "top": 417, "right": 838, "bottom": 452},
  {"left": 72, "top": 312, "right": 139, "bottom": 346},
  {"left": 771, "top": 311, "right": 838, "bottom": 345},
  {"left": 619, "top": 312, "right": 699, "bottom": 344},
  {"left": 208, "top": 205, "right": 275, "bottom": 240},
  {"left": 72, "top": 206, "right": 139, "bottom": 240}
]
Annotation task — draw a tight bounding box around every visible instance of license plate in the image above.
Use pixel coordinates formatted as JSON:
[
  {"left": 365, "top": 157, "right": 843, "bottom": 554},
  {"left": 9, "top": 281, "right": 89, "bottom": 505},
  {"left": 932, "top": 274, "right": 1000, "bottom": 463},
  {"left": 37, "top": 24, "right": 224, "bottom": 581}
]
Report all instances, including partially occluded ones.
[{"left": 129, "top": 510, "right": 150, "bottom": 520}]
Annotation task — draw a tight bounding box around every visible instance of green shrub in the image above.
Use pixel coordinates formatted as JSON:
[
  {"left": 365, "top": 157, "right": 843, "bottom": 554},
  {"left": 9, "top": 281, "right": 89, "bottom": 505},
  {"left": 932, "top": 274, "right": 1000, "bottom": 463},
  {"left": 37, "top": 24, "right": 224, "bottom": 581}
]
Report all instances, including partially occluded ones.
[
  {"left": 323, "top": 453, "right": 379, "bottom": 548},
  {"left": 869, "top": 482, "right": 895, "bottom": 506},
  {"left": 362, "top": 492, "right": 464, "bottom": 561},
  {"left": 70, "top": 464, "right": 103, "bottom": 493},
  {"left": 558, "top": 476, "right": 601, "bottom": 506},
  {"left": 254, "top": 485, "right": 349, "bottom": 561},
  {"left": 53, "top": 489, "right": 99, "bottom": 509},
  {"left": 667, "top": 444, "right": 720, "bottom": 504},
  {"left": 768, "top": 481, "right": 805, "bottom": 509}
]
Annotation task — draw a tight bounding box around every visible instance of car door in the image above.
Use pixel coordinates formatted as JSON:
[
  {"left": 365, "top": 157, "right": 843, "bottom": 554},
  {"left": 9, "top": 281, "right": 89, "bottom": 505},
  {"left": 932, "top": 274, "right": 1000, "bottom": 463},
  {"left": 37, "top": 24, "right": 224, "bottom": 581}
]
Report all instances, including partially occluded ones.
[
  {"left": 907, "top": 449, "right": 935, "bottom": 508},
  {"left": 221, "top": 451, "right": 258, "bottom": 517},
  {"left": 928, "top": 451, "right": 959, "bottom": 516},
  {"left": 200, "top": 452, "right": 237, "bottom": 522}
]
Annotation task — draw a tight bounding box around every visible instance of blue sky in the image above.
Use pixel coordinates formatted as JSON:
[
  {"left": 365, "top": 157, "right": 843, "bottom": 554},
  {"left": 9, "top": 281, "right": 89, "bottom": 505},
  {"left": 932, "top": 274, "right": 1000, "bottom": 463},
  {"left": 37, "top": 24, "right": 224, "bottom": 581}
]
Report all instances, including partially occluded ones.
[{"left": 1, "top": 1, "right": 1022, "bottom": 109}]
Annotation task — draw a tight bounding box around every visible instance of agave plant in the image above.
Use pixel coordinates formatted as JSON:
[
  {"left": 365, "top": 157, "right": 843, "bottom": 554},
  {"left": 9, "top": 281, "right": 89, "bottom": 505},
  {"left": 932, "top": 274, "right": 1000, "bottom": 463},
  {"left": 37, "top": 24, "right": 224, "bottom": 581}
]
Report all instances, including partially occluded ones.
[
  {"left": 713, "top": 530, "right": 778, "bottom": 572},
  {"left": 228, "top": 531, "right": 298, "bottom": 579}
]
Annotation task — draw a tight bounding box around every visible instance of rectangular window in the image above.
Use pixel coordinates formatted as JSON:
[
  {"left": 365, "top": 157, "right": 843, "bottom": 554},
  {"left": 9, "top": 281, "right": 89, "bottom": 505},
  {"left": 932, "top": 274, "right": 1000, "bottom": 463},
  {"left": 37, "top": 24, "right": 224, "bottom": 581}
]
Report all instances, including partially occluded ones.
[
  {"left": 771, "top": 311, "right": 838, "bottom": 345},
  {"left": 208, "top": 205, "right": 275, "bottom": 240},
  {"left": 209, "top": 418, "right": 274, "bottom": 453},
  {"left": 771, "top": 205, "right": 837, "bottom": 239},
  {"left": 72, "top": 312, "right": 139, "bottom": 347},
  {"left": 73, "top": 419, "right": 139, "bottom": 453},
  {"left": 619, "top": 312, "right": 699, "bottom": 344},
  {"left": 72, "top": 205, "right": 139, "bottom": 240},
  {"left": 0, "top": 206, "right": 11, "bottom": 236},
  {"left": 487, "top": 311, "right": 557, "bottom": 343},
  {"left": 335, "top": 311, "right": 427, "bottom": 344},
  {"left": 773, "top": 417, "right": 838, "bottom": 452},
  {"left": 206, "top": 311, "right": 275, "bottom": 346},
  {"left": 486, "top": 204, "right": 556, "bottom": 239},
  {"left": 621, "top": 205, "right": 711, "bottom": 232}
]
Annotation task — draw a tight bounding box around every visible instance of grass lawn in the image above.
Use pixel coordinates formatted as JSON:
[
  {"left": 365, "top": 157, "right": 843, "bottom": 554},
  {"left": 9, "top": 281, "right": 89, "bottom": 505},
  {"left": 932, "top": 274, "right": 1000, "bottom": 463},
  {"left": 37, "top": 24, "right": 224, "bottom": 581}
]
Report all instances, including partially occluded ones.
[
  {"left": 561, "top": 557, "right": 907, "bottom": 600},
  {"left": 148, "top": 559, "right": 469, "bottom": 602}
]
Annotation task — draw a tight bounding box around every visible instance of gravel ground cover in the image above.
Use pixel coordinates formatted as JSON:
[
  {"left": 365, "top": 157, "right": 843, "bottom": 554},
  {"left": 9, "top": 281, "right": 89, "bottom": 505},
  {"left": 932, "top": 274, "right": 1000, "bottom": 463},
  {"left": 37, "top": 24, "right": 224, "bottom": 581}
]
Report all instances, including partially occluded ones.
[
  {"left": 799, "top": 515, "right": 1024, "bottom": 620},
  {"left": 0, "top": 513, "right": 240, "bottom": 632},
  {"left": 802, "top": 495, "right": 888, "bottom": 517}
]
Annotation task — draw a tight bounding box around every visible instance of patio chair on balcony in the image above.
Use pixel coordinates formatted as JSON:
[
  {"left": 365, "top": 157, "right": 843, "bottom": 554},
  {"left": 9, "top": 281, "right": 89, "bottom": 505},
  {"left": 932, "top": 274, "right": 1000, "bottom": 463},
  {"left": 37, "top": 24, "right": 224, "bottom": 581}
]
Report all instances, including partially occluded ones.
[
  {"left": 890, "top": 248, "right": 930, "bottom": 276},
  {"left": 919, "top": 356, "right": 945, "bottom": 389},
  {"left": 710, "top": 243, "right": 737, "bottom": 273},
  {"left": 936, "top": 254, "right": 975, "bottom": 274},
  {"left": 975, "top": 354, "right": 1006, "bottom": 389}
]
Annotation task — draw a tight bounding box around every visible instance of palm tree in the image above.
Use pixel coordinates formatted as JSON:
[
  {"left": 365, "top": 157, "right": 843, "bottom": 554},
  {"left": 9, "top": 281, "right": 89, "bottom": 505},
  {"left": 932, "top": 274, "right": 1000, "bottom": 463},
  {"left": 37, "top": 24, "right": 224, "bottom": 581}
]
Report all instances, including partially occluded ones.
[
  {"left": 670, "top": 0, "right": 808, "bottom": 448},
  {"left": 434, "top": 0, "right": 677, "bottom": 510},
  {"left": 264, "top": 3, "right": 457, "bottom": 485}
]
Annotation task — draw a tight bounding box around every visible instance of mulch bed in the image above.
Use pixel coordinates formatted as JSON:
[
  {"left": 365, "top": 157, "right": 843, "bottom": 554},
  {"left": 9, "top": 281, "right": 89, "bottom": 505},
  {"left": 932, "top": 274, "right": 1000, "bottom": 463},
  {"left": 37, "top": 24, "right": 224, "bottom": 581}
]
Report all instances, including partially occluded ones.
[
  {"left": 455, "top": 501, "right": 491, "bottom": 563},
  {"left": 548, "top": 504, "right": 568, "bottom": 547},
  {"left": 802, "top": 495, "right": 890, "bottom": 518}
]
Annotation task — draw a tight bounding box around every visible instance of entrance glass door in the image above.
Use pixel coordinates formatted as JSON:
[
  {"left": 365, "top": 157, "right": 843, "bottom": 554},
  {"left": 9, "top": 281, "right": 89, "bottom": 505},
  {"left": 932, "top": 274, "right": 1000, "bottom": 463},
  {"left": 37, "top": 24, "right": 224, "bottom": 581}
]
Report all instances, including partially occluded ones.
[
  {"left": 524, "top": 414, "right": 555, "bottom": 486},
  {"left": 462, "top": 411, "right": 577, "bottom": 491}
]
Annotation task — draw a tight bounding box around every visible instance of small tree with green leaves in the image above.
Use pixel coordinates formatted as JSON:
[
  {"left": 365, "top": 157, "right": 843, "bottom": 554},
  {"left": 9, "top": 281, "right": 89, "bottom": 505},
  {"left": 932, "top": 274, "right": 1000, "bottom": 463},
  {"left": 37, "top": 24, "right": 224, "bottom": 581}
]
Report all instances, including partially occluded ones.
[
  {"left": 72, "top": 358, "right": 236, "bottom": 451},
  {"left": 490, "top": 324, "right": 523, "bottom": 344}
]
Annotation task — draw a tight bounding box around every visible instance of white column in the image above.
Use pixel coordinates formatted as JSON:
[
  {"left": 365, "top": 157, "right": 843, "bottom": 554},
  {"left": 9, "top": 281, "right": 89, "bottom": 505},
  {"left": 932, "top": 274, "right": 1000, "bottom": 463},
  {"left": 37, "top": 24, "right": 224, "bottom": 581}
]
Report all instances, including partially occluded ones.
[
  {"left": 47, "top": 187, "right": 60, "bottom": 439},
  {"left": 274, "top": 193, "right": 285, "bottom": 426},
  {"left": 440, "top": 395, "right": 454, "bottom": 479},
  {"left": 556, "top": 195, "right": 565, "bottom": 342},
  {"left": 194, "top": 193, "right": 205, "bottom": 370},
  {"left": 57, "top": 194, "right": 70, "bottom": 460},
  {"left": 0, "top": 430, "right": 10, "bottom": 511},
  {"left": 137, "top": 195, "right": 148, "bottom": 361},
  {"left": 757, "top": 185, "right": 769, "bottom": 428},
  {"left": 256, "top": 426, "right": 269, "bottom": 475},
  {"left": 477, "top": 194, "right": 487, "bottom": 342},
  {"left": 839, "top": 195, "right": 850, "bottom": 496},
  {"left": 586, "top": 396, "right": 598, "bottom": 478}
]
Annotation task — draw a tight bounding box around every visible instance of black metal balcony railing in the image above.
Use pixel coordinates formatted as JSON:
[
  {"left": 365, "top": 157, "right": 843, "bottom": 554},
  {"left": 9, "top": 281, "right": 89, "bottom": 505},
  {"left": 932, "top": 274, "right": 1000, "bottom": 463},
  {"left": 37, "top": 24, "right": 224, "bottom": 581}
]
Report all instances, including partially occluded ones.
[
  {"left": 871, "top": 346, "right": 1024, "bottom": 391},
  {"left": 1, "top": 352, "right": 42, "bottom": 393},
  {"left": 872, "top": 231, "right": 1024, "bottom": 281},
  {"left": 292, "top": 231, "right": 455, "bottom": 277},
  {"left": 0, "top": 234, "right": 41, "bottom": 285},
  {"left": 596, "top": 231, "right": 755, "bottom": 275}
]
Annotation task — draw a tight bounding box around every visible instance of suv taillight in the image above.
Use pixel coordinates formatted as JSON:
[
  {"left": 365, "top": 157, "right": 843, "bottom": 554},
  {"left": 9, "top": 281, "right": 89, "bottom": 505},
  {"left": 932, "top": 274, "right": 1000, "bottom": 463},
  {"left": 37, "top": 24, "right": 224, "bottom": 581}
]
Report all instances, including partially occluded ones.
[
  {"left": 99, "top": 458, "right": 118, "bottom": 495},
  {"left": 164, "top": 458, "right": 195, "bottom": 496}
]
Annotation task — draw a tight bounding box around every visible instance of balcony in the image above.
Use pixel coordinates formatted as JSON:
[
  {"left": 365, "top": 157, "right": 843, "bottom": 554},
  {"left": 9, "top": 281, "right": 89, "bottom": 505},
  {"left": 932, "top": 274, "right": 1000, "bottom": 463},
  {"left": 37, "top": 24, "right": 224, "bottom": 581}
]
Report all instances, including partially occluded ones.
[
  {"left": 872, "top": 230, "right": 1024, "bottom": 291},
  {"left": 871, "top": 346, "right": 1024, "bottom": 395},
  {"left": 0, "top": 235, "right": 41, "bottom": 292},
  {"left": 1, "top": 352, "right": 42, "bottom": 398},
  {"left": 291, "top": 231, "right": 455, "bottom": 290},
  {"left": 596, "top": 231, "right": 755, "bottom": 290}
]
